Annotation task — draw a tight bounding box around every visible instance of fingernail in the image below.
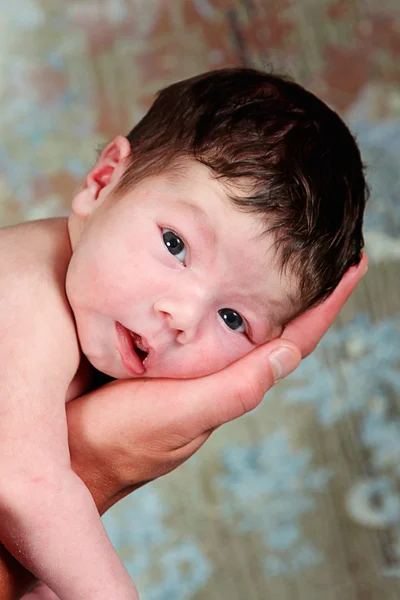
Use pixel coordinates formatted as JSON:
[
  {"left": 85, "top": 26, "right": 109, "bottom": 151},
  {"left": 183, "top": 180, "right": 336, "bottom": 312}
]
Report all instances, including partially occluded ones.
[{"left": 269, "top": 346, "right": 300, "bottom": 382}]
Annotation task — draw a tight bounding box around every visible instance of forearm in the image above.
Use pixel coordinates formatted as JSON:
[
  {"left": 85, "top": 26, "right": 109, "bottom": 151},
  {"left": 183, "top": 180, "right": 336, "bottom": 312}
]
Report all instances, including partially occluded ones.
[
  {"left": 0, "top": 488, "right": 134, "bottom": 600},
  {"left": 0, "top": 389, "right": 137, "bottom": 600},
  {"left": 0, "top": 510, "right": 137, "bottom": 600},
  {"left": 0, "top": 469, "right": 138, "bottom": 600}
]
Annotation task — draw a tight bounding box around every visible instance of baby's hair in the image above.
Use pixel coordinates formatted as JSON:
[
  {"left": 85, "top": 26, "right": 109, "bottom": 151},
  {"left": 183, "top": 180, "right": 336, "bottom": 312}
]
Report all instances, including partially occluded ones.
[{"left": 114, "top": 67, "right": 367, "bottom": 312}]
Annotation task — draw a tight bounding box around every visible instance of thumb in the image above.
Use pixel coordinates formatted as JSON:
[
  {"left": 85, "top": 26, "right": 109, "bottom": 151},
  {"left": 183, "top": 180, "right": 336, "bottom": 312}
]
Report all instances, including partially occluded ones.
[{"left": 181, "top": 340, "right": 301, "bottom": 434}]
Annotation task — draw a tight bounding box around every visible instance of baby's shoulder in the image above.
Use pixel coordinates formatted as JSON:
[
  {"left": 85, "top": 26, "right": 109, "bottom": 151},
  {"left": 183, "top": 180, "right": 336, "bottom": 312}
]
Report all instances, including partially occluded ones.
[
  {"left": 0, "top": 218, "right": 80, "bottom": 372},
  {"left": 0, "top": 217, "right": 71, "bottom": 290}
]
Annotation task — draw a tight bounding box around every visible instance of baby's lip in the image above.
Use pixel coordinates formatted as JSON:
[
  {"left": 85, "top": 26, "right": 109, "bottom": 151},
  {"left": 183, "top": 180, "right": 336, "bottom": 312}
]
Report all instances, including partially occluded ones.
[
  {"left": 128, "top": 330, "right": 150, "bottom": 362},
  {"left": 115, "top": 322, "right": 149, "bottom": 376}
]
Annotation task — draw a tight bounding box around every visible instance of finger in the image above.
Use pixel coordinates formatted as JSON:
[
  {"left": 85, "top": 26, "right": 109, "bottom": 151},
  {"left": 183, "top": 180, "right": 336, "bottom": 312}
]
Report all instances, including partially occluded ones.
[
  {"left": 181, "top": 340, "right": 301, "bottom": 433},
  {"left": 282, "top": 253, "right": 368, "bottom": 358}
]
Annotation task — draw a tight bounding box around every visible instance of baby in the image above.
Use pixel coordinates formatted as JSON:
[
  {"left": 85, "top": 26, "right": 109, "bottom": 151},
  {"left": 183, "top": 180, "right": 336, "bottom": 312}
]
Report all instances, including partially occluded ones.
[{"left": 0, "top": 68, "right": 366, "bottom": 599}]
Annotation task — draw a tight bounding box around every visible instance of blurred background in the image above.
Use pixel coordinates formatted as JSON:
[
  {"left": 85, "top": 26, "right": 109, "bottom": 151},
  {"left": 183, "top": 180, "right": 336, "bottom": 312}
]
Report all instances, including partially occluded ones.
[{"left": 0, "top": 1, "right": 399, "bottom": 598}]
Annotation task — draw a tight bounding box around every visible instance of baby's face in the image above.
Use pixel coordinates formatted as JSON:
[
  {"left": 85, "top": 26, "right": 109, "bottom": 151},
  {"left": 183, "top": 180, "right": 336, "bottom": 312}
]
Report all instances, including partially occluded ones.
[{"left": 66, "top": 160, "right": 296, "bottom": 379}]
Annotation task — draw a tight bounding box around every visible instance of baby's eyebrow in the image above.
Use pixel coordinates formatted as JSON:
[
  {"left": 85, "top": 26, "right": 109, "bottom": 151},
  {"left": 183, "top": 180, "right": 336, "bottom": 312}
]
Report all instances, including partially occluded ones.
[
  {"left": 178, "top": 201, "right": 217, "bottom": 246},
  {"left": 252, "top": 292, "right": 297, "bottom": 331}
]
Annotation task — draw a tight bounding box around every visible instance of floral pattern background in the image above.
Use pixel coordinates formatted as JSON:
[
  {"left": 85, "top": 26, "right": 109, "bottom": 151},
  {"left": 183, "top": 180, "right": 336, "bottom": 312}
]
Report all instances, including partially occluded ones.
[{"left": 0, "top": 1, "right": 399, "bottom": 598}]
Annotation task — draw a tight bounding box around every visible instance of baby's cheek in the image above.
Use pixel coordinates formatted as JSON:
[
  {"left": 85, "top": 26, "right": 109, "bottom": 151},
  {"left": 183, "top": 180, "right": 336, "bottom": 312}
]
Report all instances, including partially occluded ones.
[
  {"left": 194, "top": 336, "right": 252, "bottom": 376},
  {"left": 162, "top": 334, "right": 254, "bottom": 378}
]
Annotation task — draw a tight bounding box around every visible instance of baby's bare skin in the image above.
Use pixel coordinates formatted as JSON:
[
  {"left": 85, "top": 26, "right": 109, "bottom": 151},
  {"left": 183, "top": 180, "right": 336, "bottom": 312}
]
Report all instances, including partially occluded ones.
[{"left": 0, "top": 218, "right": 139, "bottom": 599}]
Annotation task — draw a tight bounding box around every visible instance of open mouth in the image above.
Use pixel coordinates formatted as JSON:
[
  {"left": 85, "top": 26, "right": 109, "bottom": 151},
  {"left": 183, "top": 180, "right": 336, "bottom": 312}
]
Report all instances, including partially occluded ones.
[
  {"left": 128, "top": 331, "right": 149, "bottom": 363},
  {"left": 115, "top": 322, "right": 149, "bottom": 376}
]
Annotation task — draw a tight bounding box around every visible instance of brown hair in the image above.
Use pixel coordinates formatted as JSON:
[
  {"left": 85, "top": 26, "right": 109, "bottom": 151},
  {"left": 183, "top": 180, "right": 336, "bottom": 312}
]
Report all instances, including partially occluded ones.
[{"left": 115, "top": 67, "right": 367, "bottom": 312}]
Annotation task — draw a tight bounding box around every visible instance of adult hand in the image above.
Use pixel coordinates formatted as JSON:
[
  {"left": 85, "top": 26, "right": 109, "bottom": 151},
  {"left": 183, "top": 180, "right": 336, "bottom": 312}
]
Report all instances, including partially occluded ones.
[{"left": 67, "top": 254, "right": 368, "bottom": 514}]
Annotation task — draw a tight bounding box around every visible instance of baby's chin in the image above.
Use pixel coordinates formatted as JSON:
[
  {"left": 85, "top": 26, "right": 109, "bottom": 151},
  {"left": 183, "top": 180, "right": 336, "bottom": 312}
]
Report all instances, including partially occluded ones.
[{"left": 82, "top": 352, "right": 131, "bottom": 380}]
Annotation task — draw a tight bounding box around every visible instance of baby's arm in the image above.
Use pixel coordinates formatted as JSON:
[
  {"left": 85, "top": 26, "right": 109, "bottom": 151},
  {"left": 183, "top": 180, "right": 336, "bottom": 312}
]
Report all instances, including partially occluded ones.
[{"left": 0, "top": 290, "right": 138, "bottom": 599}]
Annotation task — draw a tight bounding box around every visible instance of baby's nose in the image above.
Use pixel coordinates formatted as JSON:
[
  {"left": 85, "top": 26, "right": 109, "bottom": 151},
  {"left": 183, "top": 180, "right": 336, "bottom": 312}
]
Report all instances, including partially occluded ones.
[{"left": 153, "top": 294, "right": 209, "bottom": 344}]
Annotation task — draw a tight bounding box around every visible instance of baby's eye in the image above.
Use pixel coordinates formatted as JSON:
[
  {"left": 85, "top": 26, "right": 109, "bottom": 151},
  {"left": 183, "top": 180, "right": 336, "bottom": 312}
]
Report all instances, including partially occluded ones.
[
  {"left": 162, "top": 229, "right": 187, "bottom": 264},
  {"left": 218, "top": 308, "right": 245, "bottom": 333}
]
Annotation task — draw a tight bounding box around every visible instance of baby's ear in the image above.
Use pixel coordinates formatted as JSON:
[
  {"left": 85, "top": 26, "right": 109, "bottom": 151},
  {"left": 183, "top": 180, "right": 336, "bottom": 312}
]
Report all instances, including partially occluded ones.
[{"left": 71, "top": 135, "right": 131, "bottom": 217}]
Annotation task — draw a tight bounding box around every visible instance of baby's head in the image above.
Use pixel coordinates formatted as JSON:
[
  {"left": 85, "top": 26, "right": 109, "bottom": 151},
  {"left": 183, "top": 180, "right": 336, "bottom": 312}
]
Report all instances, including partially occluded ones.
[{"left": 67, "top": 68, "right": 366, "bottom": 380}]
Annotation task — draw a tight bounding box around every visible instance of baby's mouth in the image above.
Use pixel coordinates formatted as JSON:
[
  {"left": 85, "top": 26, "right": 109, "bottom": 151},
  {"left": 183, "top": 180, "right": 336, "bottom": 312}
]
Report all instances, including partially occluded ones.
[
  {"left": 115, "top": 322, "right": 149, "bottom": 375},
  {"left": 128, "top": 331, "right": 149, "bottom": 364}
]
